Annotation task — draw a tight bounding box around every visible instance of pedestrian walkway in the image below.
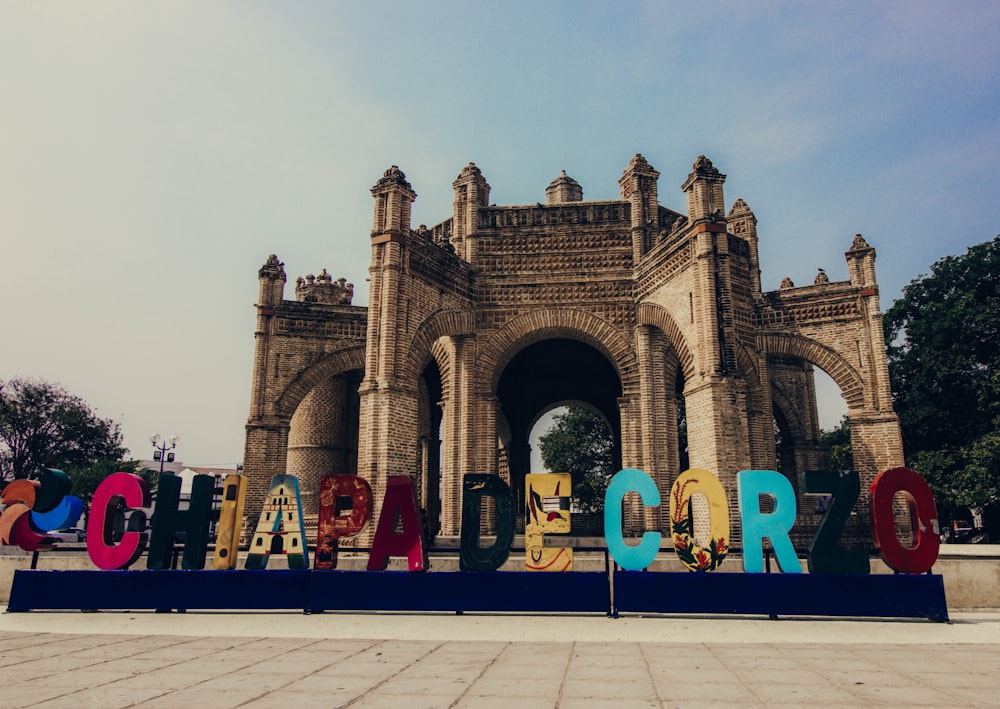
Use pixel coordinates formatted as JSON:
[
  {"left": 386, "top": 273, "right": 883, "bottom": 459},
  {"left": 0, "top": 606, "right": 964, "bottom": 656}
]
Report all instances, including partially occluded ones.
[{"left": 0, "top": 608, "right": 998, "bottom": 707}]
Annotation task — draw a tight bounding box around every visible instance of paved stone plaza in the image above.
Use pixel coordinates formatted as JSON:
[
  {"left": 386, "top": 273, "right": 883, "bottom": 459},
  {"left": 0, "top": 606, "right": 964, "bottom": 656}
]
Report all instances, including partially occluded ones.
[{"left": 0, "top": 609, "right": 997, "bottom": 707}]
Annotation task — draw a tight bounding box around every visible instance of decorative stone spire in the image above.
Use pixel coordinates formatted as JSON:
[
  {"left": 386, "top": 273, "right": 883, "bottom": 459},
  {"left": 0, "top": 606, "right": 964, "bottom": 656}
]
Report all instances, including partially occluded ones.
[
  {"left": 258, "top": 254, "right": 286, "bottom": 306},
  {"left": 728, "top": 198, "right": 761, "bottom": 293},
  {"left": 681, "top": 155, "right": 727, "bottom": 222},
  {"left": 452, "top": 162, "right": 491, "bottom": 262},
  {"left": 545, "top": 170, "right": 583, "bottom": 204},
  {"left": 371, "top": 166, "right": 416, "bottom": 241},
  {"left": 846, "top": 233, "right": 877, "bottom": 288},
  {"left": 619, "top": 154, "right": 660, "bottom": 260}
]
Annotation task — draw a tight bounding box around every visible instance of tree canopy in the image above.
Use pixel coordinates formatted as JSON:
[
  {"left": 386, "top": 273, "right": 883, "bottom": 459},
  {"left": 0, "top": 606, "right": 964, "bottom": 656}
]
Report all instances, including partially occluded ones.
[
  {"left": 0, "top": 378, "right": 128, "bottom": 483},
  {"left": 884, "top": 236, "right": 1000, "bottom": 518},
  {"left": 537, "top": 406, "right": 615, "bottom": 512}
]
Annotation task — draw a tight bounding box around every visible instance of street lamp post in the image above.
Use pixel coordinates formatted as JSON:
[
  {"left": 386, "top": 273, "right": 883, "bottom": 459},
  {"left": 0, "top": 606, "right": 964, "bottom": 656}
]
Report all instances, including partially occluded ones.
[{"left": 150, "top": 434, "right": 179, "bottom": 474}]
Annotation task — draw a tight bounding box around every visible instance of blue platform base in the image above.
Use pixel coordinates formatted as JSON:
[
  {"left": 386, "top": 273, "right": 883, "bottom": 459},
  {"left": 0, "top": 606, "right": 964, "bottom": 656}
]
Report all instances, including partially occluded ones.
[
  {"left": 6, "top": 568, "right": 948, "bottom": 621},
  {"left": 613, "top": 571, "right": 949, "bottom": 622}
]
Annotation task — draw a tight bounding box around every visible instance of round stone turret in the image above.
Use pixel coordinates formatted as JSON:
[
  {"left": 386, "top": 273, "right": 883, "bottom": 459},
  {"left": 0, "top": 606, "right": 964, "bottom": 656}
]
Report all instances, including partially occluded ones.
[{"left": 545, "top": 170, "right": 583, "bottom": 204}]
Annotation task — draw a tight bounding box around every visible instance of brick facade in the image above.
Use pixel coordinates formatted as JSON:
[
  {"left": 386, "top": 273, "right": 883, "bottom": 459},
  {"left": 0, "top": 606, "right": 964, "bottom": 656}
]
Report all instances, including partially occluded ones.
[{"left": 242, "top": 155, "right": 903, "bottom": 546}]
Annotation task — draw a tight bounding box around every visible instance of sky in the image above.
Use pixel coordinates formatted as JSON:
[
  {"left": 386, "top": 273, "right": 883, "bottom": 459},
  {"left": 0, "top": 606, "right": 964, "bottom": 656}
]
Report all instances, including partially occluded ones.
[{"left": 2, "top": 1, "right": 998, "bottom": 467}]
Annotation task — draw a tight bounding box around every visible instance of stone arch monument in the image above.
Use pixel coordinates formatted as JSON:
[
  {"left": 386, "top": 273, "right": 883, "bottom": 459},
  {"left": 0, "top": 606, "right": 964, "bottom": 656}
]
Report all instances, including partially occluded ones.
[{"left": 243, "top": 154, "right": 902, "bottom": 544}]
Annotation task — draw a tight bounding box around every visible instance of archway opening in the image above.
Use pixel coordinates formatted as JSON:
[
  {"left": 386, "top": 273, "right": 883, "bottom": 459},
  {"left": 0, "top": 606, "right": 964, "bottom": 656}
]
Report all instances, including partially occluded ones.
[
  {"left": 418, "top": 359, "right": 443, "bottom": 541},
  {"left": 496, "top": 338, "right": 622, "bottom": 529},
  {"left": 286, "top": 369, "right": 363, "bottom": 515}
]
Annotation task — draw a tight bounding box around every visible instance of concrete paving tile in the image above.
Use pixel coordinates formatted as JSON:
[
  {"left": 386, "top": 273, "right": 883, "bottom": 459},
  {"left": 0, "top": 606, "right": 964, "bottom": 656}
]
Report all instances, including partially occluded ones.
[
  {"left": 910, "top": 670, "right": 1000, "bottom": 688},
  {"left": 299, "top": 638, "right": 378, "bottom": 652},
  {"left": 328, "top": 659, "right": 414, "bottom": 677},
  {"left": 659, "top": 680, "right": 756, "bottom": 702},
  {"left": 948, "top": 686, "right": 1000, "bottom": 706},
  {"left": 243, "top": 655, "right": 343, "bottom": 674},
  {"left": 823, "top": 668, "right": 916, "bottom": 686},
  {"left": 846, "top": 682, "right": 957, "bottom": 706},
  {"left": 566, "top": 662, "right": 650, "bottom": 681},
  {"left": 240, "top": 689, "right": 361, "bottom": 709},
  {"left": 8, "top": 654, "right": 103, "bottom": 672},
  {"left": 800, "top": 656, "right": 889, "bottom": 672},
  {"left": 650, "top": 667, "right": 741, "bottom": 687},
  {"left": 571, "top": 646, "right": 645, "bottom": 664},
  {"left": 350, "top": 693, "right": 458, "bottom": 708},
  {"left": 455, "top": 696, "right": 556, "bottom": 709},
  {"left": 399, "top": 663, "right": 490, "bottom": 680},
  {"left": 284, "top": 672, "right": 384, "bottom": 693},
  {"left": 165, "top": 635, "right": 261, "bottom": 650},
  {"left": 560, "top": 699, "right": 659, "bottom": 709},
  {"left": 373, "top": 674, "right": 473, "bottom": 695},
  {"left": 562, "top": 677, "right": 657, "bottom": 700},
  {"left": 707, "top": 644, "right": 780, "bottom": 657},
  {"left": 19, "top": 667, "right": 126, "bottom": 689},
  {"left": 102, "top": 668, "right": 216, "bottom": 691},
  {"left": 0, "top": 666, "right": 50, "bottom": 683},
  {"left": 465, "top": 675, "right": 563, "bottom": 698},
  {"left": 644, "top": 654, "right": 726, "bottom": 671},
  {"left": 747, "top": 680, "right": 860, "bottom": 705},
  {"left": 138, "top": 684, "right": 272, "bottom": 709},
  {"left": 730, "top": 667, "right": 830, "bottom": 686},
  {"left": 32, "top": 687, "right": 174, "bottom": 709},
  {"left": 165, "top": 657, "right": 254, "bottom": 675}
]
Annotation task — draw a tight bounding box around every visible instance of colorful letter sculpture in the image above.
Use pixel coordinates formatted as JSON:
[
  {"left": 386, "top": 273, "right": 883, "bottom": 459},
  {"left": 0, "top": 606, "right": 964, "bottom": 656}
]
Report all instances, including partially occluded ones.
[
  {"left": 803, "top": 469, "right": 869, "bottom": 574},
  {"left": 460, "top": 474, "right": 515, "bottom": 571},
  {"left": 524, "top": 473, "right": 572, "bottom": 571},
  {"left": 0, "top": 469, "right": 79, "bottom": 552},
  {"left": 669, "top": 468, "right": 730, "bottom": 572},
  {"left": 212, "top": 474, "right": 248, "bottom": 570},
  {"left": 245, "top": 475, "right": 310, "bottom": 569},
  {"left": 315, "top": 474, "right": 373, "bottom": 570},
  {"left": 870, "top": 467, "right": 940, "bottom": 574},
  {"left": 87, "top": 472, "right": 152, "bottom": 570},
  {"left": 604, "top": 468, "right": 661, "bottom": 571},
  {"left": 367, "top": 475, "right": 425, "bottom": 571},
  {"left": 147, "top": 473, "right": 216, "bottom": 570},
  {"left": 737, "top": 470, "right": 801, "bottom": 573}
]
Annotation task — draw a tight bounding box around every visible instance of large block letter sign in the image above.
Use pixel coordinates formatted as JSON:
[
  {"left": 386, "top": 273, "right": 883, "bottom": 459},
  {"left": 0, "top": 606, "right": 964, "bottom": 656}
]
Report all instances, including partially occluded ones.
[
  {"left": 245, "top": 475, "right": 310, "bottom": 570},
  {"left": 316, "top": 474, "right": 372, "bottom": 570},
  {"left": 460, "top": 474, "right": 515, "bottom": 571},
  {"left": 524, "top": 473, "right": 572, "bottom": 572},
  {"left": 669, "top": 468, "right": 730, "bottom": 572},
  {"left": 147, "top": 473, "right": 216, "bottom": 570},
  {"left": 32, "top": 469, "right": 73, "bottom": 514},
  {"left": 0, "top": 480, "right": 53, "bottom": 552},
  {"left": 367, "top": 475, "right": 425, "bottom": 571},
  {"left": 604, "top": 468, "right": 661, "bottom": 571},
  {"left": 31, "top": 495, "right": 83, "bottom": 534},
  {"left": 803, "top": 469, "right": 869, "bottom": 575},
  {"left": 212, "top": 474, "right": 248, "bottom": 570},
  {"left": 870, "top": 467, "right": 940, "bottom": 574},
  {"left": 737, "top": 470, "right": 801, "bottom": 573},
  {"left": 87, "top": 472, "right": 152, "bottom": 569}
]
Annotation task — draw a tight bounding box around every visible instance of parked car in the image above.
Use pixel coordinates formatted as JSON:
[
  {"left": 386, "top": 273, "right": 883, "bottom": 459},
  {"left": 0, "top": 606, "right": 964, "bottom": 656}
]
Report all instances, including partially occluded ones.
[
  {"left": 951, "top": 520, "right": 974, "bottom": 543},
  {"left": 45, "top": 528, "right": 86, "bottom": 543}
]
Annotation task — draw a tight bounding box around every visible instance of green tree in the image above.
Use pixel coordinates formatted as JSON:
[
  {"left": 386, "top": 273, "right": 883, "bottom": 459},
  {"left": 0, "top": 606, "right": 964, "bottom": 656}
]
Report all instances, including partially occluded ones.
[
  {"left": 884, "top": 236, "right": 1000, "bottom": 519},
  {"left": 820, "top": 415, "right": 853, "bottom": 471},
  {"left": 537, "top": 406, "right": 615, "bottom": 512},
  {"left": 69, "top": 458, "right": 157, "bottom": 508},
  {"left": 0, "top": 378, "right": 127, "bottom": 483}
]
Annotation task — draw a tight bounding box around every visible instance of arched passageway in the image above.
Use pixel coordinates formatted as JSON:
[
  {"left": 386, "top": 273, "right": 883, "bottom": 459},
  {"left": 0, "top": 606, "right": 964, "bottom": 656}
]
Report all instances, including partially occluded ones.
[{"left": 496, "top": 338, "right": 623, "bottom": 519}]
